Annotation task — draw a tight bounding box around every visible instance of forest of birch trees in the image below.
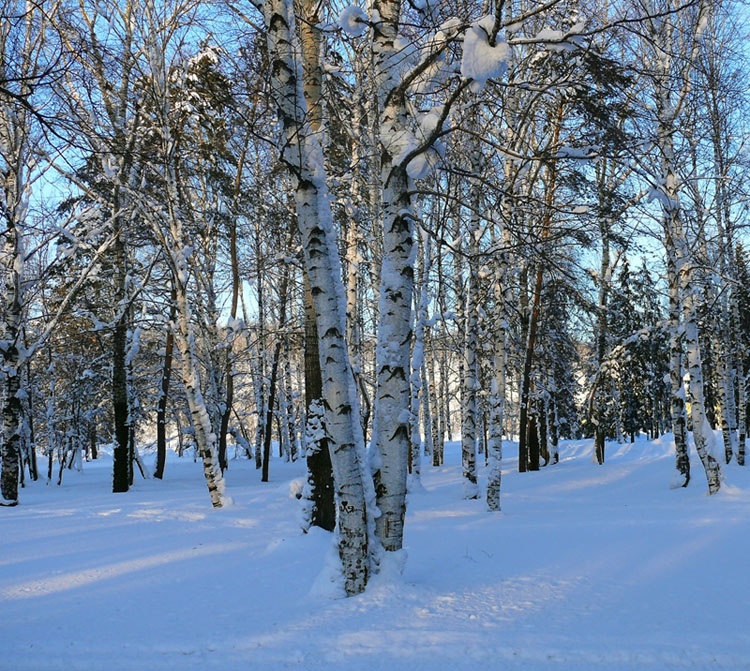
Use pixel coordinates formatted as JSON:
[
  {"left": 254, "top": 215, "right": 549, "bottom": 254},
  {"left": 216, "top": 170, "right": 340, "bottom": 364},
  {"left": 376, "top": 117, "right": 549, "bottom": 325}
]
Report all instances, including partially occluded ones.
[{"left": 2, "top": 0, "right": 750, "bottom": 594}]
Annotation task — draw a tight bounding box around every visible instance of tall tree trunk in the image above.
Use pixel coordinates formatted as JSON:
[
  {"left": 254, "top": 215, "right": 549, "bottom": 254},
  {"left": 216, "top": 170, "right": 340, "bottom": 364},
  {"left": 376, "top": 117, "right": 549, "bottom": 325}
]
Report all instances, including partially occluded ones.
[
  {"left": 303, "top": 276, "right": 335, "bottom": 530},
  {"left": 461, "top": 129, "right": 481, "bottom": 499},
  {"left": 594, "top": 214, "right": 611, "bottom": 466},
  {"left": 262, "top": 0, "right": 372, "bottom": 593},
  {"left": 172, "top": 274, "right": 230, "bottom": 507},
  {"left": 218, "top": 160, "right": 244, "bottom": 472},
  {"left": 487, "top": 225, "right": 507, "bottom": 511},
  {"left": 262, "top": 268, "right": 289, "bottom": 483},
  {"left": 370, "top": 0, "right": 417, "bottom": 553},
  {"left": 518, "top": 104, "right": 563, "bottom": 472},
  {"left": 426, "top": 325, "right": 441, "bottom": 466},
  {"left": 651, "top": 0, "right": 716, "bottom": 492},
  {"left": 409, "top": 230, "right": 432, "bottom": 489},
  {"left": 112, "top": 227, "right": 130, "bottom": 493},
  {"left": 680, "top": 273, "right": 721, "bottom": 494},
  {"left": 539, "top": 397, "right": 549, "bottom": 466},
  {"left": 1, "top": 185, "right": 22, "bottom": 504},
  {"left": 154, "top": 284, "right": 176, "bottom": 480},
  {"left": 254, "top": 249, "right": 266, "bottom": 470},
  {"left": 668, "top": 253, "right": 689, "bottom": 485},
  {"left": 735, "top": 283, "right": 747, "bottom": 465},
  {"left": 1, "top": 288, "right": 21, "bottom": 505}
]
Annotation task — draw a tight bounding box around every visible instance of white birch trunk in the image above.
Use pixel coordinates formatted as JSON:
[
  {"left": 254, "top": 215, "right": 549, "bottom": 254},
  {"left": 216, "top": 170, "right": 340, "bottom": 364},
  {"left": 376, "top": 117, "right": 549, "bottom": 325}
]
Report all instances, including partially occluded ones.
[
  {"left": 461, "top": 126, "right": 481, "bottom": 500},
  {"left": 409, "top": 230, "right": 432, "bottom": 489},
  {"left": 667, "top": 250, "right": 689, "bottom": 485},
  {"left": 733, "top": 289, "right": 747, "bottom": 464},
  {"left": 262, "top": 0, "right": 373, "bottom": 593},
  {"left": 140, "top": 1, "right": 230, "bottom": 508},
  {"left": 0, "top": 1, "right": 34, "bottom": 505},
  {"left": 486, "top": 225, "right": 507, "bottom": 512},
  {"left": 171, "top": 263, "right": 230, "bottom": 508},
  {"left": 680, "top": 272, "right": 722, "bottom": 493},
  {"left": 0, "top": 216, "right": 22, "bottom": 505},
  {"left": 649, "top": 0, "right": 716, "bottom": 492},
  {"left": 370, "top": 0, "right": 416, "bottom": 552}
]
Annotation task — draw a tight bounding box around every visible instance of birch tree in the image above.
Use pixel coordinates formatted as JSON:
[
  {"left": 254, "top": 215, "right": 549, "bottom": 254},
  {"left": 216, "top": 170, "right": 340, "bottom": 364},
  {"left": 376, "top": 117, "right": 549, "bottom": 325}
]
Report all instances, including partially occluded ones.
[
  {"left": 1, "top": 0, "right": 56, "bottom": 505},
  {"left": 640, "top": 0, "right": 721, "bottom": 493},
  {"left": 247, "top": 0, "right": 375, "bottom": 594}
]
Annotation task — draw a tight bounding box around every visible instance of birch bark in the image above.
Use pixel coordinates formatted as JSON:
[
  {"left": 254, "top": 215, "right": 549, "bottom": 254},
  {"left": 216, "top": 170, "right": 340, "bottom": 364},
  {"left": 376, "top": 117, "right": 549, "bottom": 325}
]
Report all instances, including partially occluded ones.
[
  {"left": 649, "top": 0, "right": 719, "bottom": 493},
  {"left": 461, "top": 122, "right": 481, "bottom": 499},
  {"left": 409, "top": 229, "right": 432, "bottom": 489},
  {"left": 261, "top": 0, "right": 372, "bottom": 593},
  {"left": 370, "top": 0, "right": 416, "bottom": 552},
  {"left": 139, "top": 0, "right": 230, "bottom": 508}
]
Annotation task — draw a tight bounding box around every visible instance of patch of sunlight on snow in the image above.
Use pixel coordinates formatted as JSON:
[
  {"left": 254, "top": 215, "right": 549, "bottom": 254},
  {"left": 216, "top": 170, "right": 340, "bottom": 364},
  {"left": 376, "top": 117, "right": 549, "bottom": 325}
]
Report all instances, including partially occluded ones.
[
  {"left": 231, "top": 517, "right": 260, "bottom": 528},
  {"left": 716, "top": 483, "right": 748, "bottom": 498},
  {"left": 95, "top": 508, "right": 122, "bottom": 516},
  {"left": 628, "top": 533, "right": 720, "bottom": 584},
  {"left": 410, "top": 509, "right": 476, "bottom": 522},
  {"left": 419, "top": 575, "right": 583, "bottom": 624},
  {"left": 0, "top": 542, "right": 247, "bottom": 600},
  {"left": 542, "top": 466, "right": 639, "bottom": 493},
  {"left": 127, "top": 508, "right": 206, "bottom": 522}
]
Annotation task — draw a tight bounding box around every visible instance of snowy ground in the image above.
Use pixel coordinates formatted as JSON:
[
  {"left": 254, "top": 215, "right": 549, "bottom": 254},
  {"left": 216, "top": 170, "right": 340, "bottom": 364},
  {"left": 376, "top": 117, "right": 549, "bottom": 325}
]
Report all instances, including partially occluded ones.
[{"left": 3, "top": 435, "right": 750, "bottom": 671}]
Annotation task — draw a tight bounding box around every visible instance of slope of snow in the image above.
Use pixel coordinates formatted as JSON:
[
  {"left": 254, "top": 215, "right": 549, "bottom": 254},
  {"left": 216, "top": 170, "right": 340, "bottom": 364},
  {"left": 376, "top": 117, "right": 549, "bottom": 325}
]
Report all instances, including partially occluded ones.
[{"left": 3, "top": 435, "right": 750, "bottom": 670}]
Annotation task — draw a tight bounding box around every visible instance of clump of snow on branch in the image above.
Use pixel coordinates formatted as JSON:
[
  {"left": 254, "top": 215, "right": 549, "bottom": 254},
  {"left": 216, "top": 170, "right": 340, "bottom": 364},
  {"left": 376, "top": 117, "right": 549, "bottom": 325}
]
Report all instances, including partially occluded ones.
[
  {"left": 406, "top": 148, "right": 441, "bottom": 180},
  {"left": 646, "top": 178, "right": 681, "bottom": 211},
  {"left": 556, "top": 145, "right": 598, "bottom": 159},
  {"left": 338, "top": 6, "right": 368, "bottom": 38},
  {"left": 416, "top": 107, "right": 443, "bottom": 141},
  {"left": 461, "top": 15, "right": 508, "bottom": 93},
  {"left": 410, "top": 19, "right": 461, "bottom": 95},
  {"left": 535, "top": 20, "right": 586, "bottom": 52}
]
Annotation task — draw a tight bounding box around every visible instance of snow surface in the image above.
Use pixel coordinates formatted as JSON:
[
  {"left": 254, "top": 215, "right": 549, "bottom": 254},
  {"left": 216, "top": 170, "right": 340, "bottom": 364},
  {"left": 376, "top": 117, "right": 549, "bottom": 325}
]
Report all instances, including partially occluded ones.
[{"left": 3, "top": 434, "right": 750, "bottom": 670}]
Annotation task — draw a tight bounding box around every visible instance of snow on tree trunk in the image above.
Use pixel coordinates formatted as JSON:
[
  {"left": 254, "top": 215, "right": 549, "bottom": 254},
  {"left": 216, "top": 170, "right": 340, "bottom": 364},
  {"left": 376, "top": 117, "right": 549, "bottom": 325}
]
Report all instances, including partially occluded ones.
[
  {"left": 263, "top": 0, "right": 372, "bottom": 594},
  {"left": 667, "top": 251, "right": 689, "bottom": 486},
  {"left": 461, "top": 127, "right": 481, "bottom": 500},
  {"left": 303, "top": 277, "right": 335, "bottom": 531},
  {"left": 649, "top": 0, "right": 711, "bottom": 491},
  {"left": 370, "top": 0, "right": 417, "bottom": 552},
  {"left": 172, "top": 275, "right": 230, "bottom": 508},
  {"left": 662, "top": 180, "right": 720, "bottom": 495},
  {"left": 735, "top": 286, "right": 747, "bottom": 465},
  {"left": 487, "top": 225, "right": 508, "bottom": 512},
  {"left": 711, "top": 321, "right": 734, "bottom": 463},
  {"left": 409, "top": 230, "right": 432, "bottom": 490},
  {"left": 1, "top": 2, "right": 40, "bottom": 505},
  {"left": 371, "top": 156, "right": 414, "bottom": 549},
  {"left": 680, "top": 270, "right": 722, "bottom": 494},
  {"left": 140, "top": 4, "right": 230, "bottom": 509},
  {"left": 1, "top": 221, "right": 22, "bottom": 506}
]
